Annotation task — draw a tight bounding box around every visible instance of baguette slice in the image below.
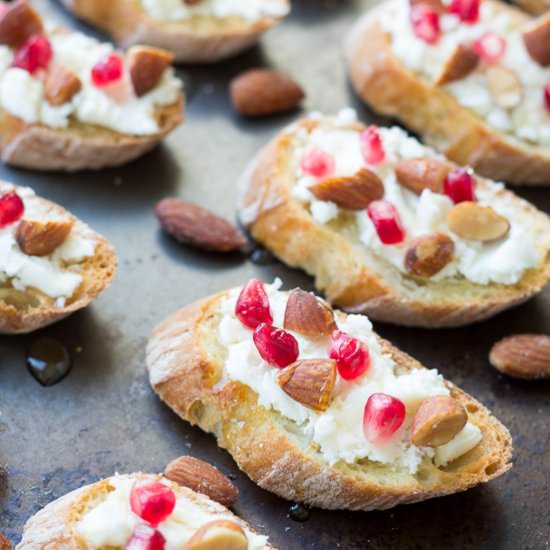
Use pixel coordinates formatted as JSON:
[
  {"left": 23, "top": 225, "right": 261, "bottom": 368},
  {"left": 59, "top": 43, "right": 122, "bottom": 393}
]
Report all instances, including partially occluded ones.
[
  {"left": 16, "top": 473, "right": 274, "bottom": 549},
  {"left": 347, "top": 0, "right": 550, "bottom": 185},
  {"left": 60, "top": 0, "right": 290, "bottom": 64},
  {"left": 238, "top": 112, "right": 550, "bottom": 328},
  {"left": 0, "top": 181, "right": 117, "bottom": 334},
  {"left": 146, "top": 286, "right": 512, "bottom": 511}
]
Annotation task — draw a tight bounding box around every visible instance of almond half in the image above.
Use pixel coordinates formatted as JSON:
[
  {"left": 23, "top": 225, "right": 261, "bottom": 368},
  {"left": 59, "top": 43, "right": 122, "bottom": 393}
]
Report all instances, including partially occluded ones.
[
  {"left": 128, "top": 46, "right": 174, "bottom": 97},
  {"left": 185, "top": 520, "right": 248, "bottom": 550},
  {"left": 277, "top": 359, "right": 337, "bottom": 412},
  {"left": 435, "top": 45, "right": 479, "bottom": 86},
  {"left": 16, "top": 218, "right": 74, "bottom": 257},
  {"left": 489, "top": 334, "right": 550, "bottom": 379},
  {"left": 45, "top": 65, "right": 82, "bottom": 107},
  {"left": 447, "top": 202, "right": 510, "bottom": 241},
  {"left": 523, "top": 14, "right": 550, "bottom": 67},
  {"left": 164, "top": 456, "right": 239, "bottom": 508},
  {"left": 284, "top": 288, "right": 336, "bottom": 337},
  {"left": 404, "top": 233, "right": 455, "bottom": 278},
  {"left": 411, "top": 396, "right": 468, "bottom": 447},
  {"left": 309, "top": 168, "right": 384, "bottom": 210},
  {"left": 0, "top": 1, "right": 43, "bottom": 48},
  {"left": 487, "top": 66, "right": 522, "bottom": 109},
  {"left": 395, "top": 158, "right": 453, "bottom": 195}
]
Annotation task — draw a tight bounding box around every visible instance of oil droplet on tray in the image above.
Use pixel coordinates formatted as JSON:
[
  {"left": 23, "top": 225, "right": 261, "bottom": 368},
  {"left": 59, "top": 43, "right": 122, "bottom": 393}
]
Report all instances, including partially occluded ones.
[
  {"left": 288, "top": 503, "right": 310, "bottom": 522},
  {"left": 26, "top": 338, "right": 72, "bottom": 386}
]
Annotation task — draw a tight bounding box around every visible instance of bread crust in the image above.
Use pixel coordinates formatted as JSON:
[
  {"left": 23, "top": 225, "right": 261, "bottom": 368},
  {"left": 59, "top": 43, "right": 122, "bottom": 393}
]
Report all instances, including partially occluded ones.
[
  {"left": 61, "top": 0, "right": 289, "bottom": 64},
  {"left": 146, "top": 291, "right": 513, "bottom": 512},
  {"left": 347, "top": 0, "right": 550, "bottom": 185}
]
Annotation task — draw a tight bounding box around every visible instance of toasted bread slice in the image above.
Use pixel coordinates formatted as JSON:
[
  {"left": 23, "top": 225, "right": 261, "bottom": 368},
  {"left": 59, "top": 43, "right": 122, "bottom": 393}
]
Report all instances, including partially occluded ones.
[
  {"left": 347, "top": 0, "right": 550, "bottom": 185},
  {"left": 0, "top": 181, "right": 117, "bottom": 334},
  {"left": 61, "top": 0, "right": 290, "bottom": 64},
  {"left": 16, "top": 473, "right": 273, "bottom": 549},
  {"left": 238, "top": 111, "right": 550, "bottom": 328},
  {"left": 147, "top": 284, "right": 512, "bottom": 511}
]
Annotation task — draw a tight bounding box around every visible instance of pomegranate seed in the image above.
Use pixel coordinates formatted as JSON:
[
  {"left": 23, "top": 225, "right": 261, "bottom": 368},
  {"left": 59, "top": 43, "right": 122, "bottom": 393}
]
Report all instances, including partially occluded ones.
[
  {"left": 473, "top": 33, "right": 507, "bottom": 64},
  {"left": 367, "top": 201, "right": 406, "bottom": 245},
  {"left": 91, "top": 53, "right": 124, "bottom": 87},
  {"left": 443, "top": 168, "right": 476, "bottom": 204},
  {"left": 0, "top": 192, "right": 24, "bottom": 229},
  {"left": 12, "top": 35, "right": 52, "bottom": 74},
  {"left": 448, "top": 0, "right": 480, "bottom": 23},
  {"left": 410, "top": 4, "right": 441, "bottom": 45},
  {"left": 544, "top": 82, "right": 550, "bottom": 113},
  {"left": 363, "top": 393, "right": 406, "bottom": 444},
  {"left": 253, "top": 323, "right": 299, "bottom": 368},
  {"left": 329, "top": 330, "right": 370, "bottom": 381},
  {"left": 235, "top": 279, "right": 273, "bottom": 329},
  {"left": 129, "top": 481, "right": 176, "bottom": 527},
  {"left": 301, "top": 148, "right": 335, "bottom": 179},
  {"left": 125, "top": 525, "right": 166, "bottom": 550},
  {"left": 360, "top": 126, "right": 385, "bottom": 165}
]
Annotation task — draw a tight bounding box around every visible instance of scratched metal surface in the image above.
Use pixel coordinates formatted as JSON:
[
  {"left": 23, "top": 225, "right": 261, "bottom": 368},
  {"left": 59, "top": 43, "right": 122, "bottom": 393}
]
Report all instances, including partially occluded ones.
[{"left": 1, "top": 0, "right": 550, "bottom": 547}]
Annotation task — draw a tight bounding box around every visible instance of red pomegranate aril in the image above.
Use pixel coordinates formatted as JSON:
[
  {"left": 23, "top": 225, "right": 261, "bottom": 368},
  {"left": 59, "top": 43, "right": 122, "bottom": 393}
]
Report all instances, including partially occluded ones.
[
  {"left": 544, "top": 82, "right": 550, "bottom": 113},
  {"left": 12, "top": 35, "right": 52, "bottom": 74},
  {"left": 91, "top": 53, "right": 124, "bottom": 87},
  {"left": 253, "top": 323, "right": 299, "bottom": 368},
  {"left": 410, "top": 4, "right": 441, "bottom": 45},
  {"left": 367, "top": 201, "right": 406, "bottom": 245},
  {"left": 329, "top": 330, "right": 370, "bottom": 381},
  {"left": 0, "top": 192, "right": 24, "bottom": 229},
  {"left": 125, "top": 525, "right": 166, "bottom": 550},
  {"left": 129, "top": 481, "right": 176, "bottom": 527},
  {"left": 363, "top": 393, "right": 406, "bottom": 444},
  {"left": 301, "top": 148, "right": 335, "bottom": 179},
  {"left": 443, "top": 168, "right": 476, "bottom": 204},
  {"left": 235, "top": 279, "right": 273, "bottom": 329},
  {"left": 448, "top": 0, "right": 480, "bottom": 23},
  {"left": 473, "top": 33, "right": 507, "bottom": 64},
  {"left": 360, "top": 126, "right": 385, "bottom": 165}
]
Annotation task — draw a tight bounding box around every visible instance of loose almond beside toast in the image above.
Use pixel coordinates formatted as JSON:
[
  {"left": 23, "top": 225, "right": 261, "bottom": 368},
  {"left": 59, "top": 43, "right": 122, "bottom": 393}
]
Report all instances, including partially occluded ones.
[
  {"left": 239, "top": 110, "right": 550, "bottom": 328},
  {"left": 147, "top": 280, "right": 512, "bottom": 511}
]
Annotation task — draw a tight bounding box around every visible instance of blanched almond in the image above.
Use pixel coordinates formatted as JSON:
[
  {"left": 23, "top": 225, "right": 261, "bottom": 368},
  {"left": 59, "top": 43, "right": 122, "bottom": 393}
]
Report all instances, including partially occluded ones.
[
  {"left": 489, "top": 334, "right": 550, "bottom": 379},
  {"left": 435, "top": 45, "right": 479, "bottom": 86},
  {"left": 185, "top": 520, "right": 248, "bottom": 550},
  {"left": 395, "top": 158, "right": 453, "bottom": 195},
  {"left": 523, "top": 14, "right": 550, "bottom": 67},
  {"left": 45, "top": 65, "right": 82, "bottom": 107},
  {"left": 487, "top": 66, "right": 522, "bottom": 109},
  {"left": 16, "top": 219, "right": 74, "bottom": 256},
  {"left": 0, "top": 2, "right": 43, "bottom": 48},
  {"left": 447, "top": 202, "right": 510, "bottom": 241},
  {"left": 404, "top": 233, "right": 455, "bottom": 277},
  {"left": 411, "top": 396, "right": 468, "bottom": 447},
  {"left": 309, "top": 168, "right": 384, "bottom": 210},
  {"left": 284, "top": 288, "right": 336, "bottom": 337},
  {"left": 277, "top": 359, "right": 336, "bottom": 412},
  {"left": 128, "top": 46, "right": 174, "bottom": 97}
]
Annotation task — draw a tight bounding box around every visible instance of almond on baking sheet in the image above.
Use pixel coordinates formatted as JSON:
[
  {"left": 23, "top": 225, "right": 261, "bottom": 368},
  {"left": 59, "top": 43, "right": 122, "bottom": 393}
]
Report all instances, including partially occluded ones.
[
  {"left": 230, "top": 69, "right": 304, "bottom": 117},
  {"left": 0, "top": 534, "right": 12, "bottom": 550},
  {"left": 404, "top": 233, "right": 455, "bottom": 277},
  {"left": 0, "top": 1, "right": 43, "bottom": 48},
  {"left": 128, "top": 46, "right": 174, "bottom": 97},
  {"left": 523, "top": 14, "right": 550, "bottom": 67},
  {"left": 284, "top": 288, "right": 336, "bottom": 337},
  {"left": 486, "top": 66, "right": 522, "bottom": 109},
  {"left": 395, "top": 158, "right": 453, "bottom": 195},
  {"left": 277, "top": 359, "right": 337, "bottom": 412},
  {"left": 155, "top": 198, "right": 247, "bottom": 253},
  {"left": 16, "top": 218, "right": 74, "bottom": 257},
  {"left": 411, "top": 396, "right": 468, "bottom": 447},
  {"left": 309, "top": 168, "right": 384, "bottom": 210},
  {"left": 44, "top": 65, "right": 82, "bottom": 107},
  {"left": 185, "top": 520, "right": 248, "bottom": 550},
  {"left": 446, "top": 202, "right": 510, "bottom": 241},
  {"left": 164, "top": 456, "right": 239, "bottom": 507},
  {"left": 489, "top": 334, "right": 550, "bottom": 379},
  {"left": 435, "top": 45, "right": 480, "bottom": 86}
]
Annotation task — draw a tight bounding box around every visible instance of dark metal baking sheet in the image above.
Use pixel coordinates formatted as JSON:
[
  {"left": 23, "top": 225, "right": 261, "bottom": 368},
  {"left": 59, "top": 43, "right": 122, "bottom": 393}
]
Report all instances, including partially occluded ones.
[{"left": 1, "top": 0, "right": 549, "bottom": 547}]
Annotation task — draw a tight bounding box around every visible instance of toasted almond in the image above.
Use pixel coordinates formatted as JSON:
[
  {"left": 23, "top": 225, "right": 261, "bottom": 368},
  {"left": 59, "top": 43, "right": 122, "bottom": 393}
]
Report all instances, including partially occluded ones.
[
  {"left": 410, "top": 0, "right": 446, "bottom": 13},
  {"left": 309, "top": 168, "right": 384, "bottom": 210},
  {"left": 184, "top": 0, "right": 204, "bottom": 4},
  {"left": 523, "top": 14, "right": 550, "bottom": 67},
  {"left": 489, "top": 334, "right": 550, "bottom": 379},
  {"left": 277, "top": 359, "right": 336, "bottom": 412},
  {"left": 487, "top": 66, "right": 523, "bottom": 109},
  {"left": 16, "top": 218, "right": 74, "bottom": 257},
  {"left": 164, "top": 456, "right": 239, "bottom": 507},
  {"left": 0, "top": 534, "right": 12, "bottom": 550},
  {"left": 185, "top": 520, "right": 248, "bottom": 550},
  {"left": 44, "top": 65, "right": 82, "bottom": 107},
  {"left": 447, "top": 202, "right": 510, "bottom": 241},
  {"left": 404, "top": 233, "right": 455, "bottom": 278},
  {"left": 0, "top": 1, "right": 43, "bottom": 48},
  {"left": 284, "top": 288, "right": 336, "bottom": 337},
  {"left": 395, "top": 158, "right": 453, "bottom": 195},
  {"left": 128, "top": 46, "right": 174, "bottom": 97},
  {"left": 411, "top": 396, "right": 468, "bottom": 447},
  {"left": 435, "top": 45, "right": 480, "bottom": 86}
]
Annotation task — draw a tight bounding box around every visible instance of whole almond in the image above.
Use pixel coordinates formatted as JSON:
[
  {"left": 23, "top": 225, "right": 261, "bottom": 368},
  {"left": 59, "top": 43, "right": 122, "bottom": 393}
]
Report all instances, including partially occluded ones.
[
  {"left": 0, "top": 1, "right": 43, "bottom": 48},
  {"left": 447, "top": 202, "right": 510, "bottom": 241},
  {"left": 277, "top": 359, "right": 337, "bottom": 412},
  {"left": 128, "top": 46, "right": 174, "bottom": 97},
  {"left": 410, "top": 0, "right": 446, "bottom": 13},
  {"left": 309, "top": 168, "right": 384, "bottom": 210},
  {"left": 404, "top": 233, "right": 455, "bottom": 277},
  {"left": 184, "top": 0, "right": 204, "bottom": 5},
  {"left": 0, "top": 534, "right": 12, "bottom": 550},
  {"left": 489, "top": 334, "right": 550, "bottom": 379},
  {"left": 395, "top": 158, "right": 453, "bottom": 195},
  {"left": 411, "top": 396, "right": 468, "bottom": 447},
  {"left": 45, "top": 65, "right": 82, "bottom": 107},
  {"left": 155, "top": 198, "right": 247, "bottom": 253},
  {"left": 16, "top": 219, "right": 74, "bottom": 257},
  {"left": 185, "top": 520, "right": 248, "bottom": 550},
  {"left": 487, "top": 66, "right": 522, "bottom": 109},
  {"left": 230, "top": 69, "right": 304, "bottom": 117},
  {"left": 284, "top": 288, "right": 336, "bottom": 337},
  {"left": 523, "top": 15, "right": 550, "bottom": 67},
  {"left": 435, "top": 45, "right": 479, "bottom": 86},
  {"left": 164, "top": 456, "right": 239, "bottom": 507}
]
